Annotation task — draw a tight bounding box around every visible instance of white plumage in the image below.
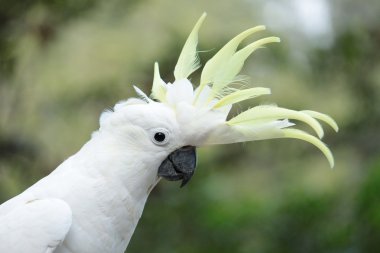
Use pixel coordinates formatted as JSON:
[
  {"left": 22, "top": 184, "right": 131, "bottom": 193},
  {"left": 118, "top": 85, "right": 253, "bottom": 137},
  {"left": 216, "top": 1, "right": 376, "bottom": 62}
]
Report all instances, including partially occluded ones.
[
  {"left": 0, "top": 13, "right": 338, "bottom": 253},
  {"left": 1, "top": 103, "right": 176, "bottom": 252}
]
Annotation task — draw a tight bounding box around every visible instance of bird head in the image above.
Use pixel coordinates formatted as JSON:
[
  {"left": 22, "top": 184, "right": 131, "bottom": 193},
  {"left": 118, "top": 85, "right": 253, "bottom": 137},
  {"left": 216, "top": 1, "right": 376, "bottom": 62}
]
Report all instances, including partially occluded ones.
[{"left": 98, "top": 13, "right": 338, "bottom": 188}]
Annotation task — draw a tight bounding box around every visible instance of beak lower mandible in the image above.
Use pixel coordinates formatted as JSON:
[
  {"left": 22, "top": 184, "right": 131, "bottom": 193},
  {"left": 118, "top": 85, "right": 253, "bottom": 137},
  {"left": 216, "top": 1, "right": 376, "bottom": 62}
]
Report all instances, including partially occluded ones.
[{"left": 157, "top": 146, "right": 197, "bottom": 187}]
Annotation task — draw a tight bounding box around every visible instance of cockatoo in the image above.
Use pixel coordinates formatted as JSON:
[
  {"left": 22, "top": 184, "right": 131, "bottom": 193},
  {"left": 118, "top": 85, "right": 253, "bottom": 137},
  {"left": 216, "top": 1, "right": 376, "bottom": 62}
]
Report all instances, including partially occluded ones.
[{"left": 0, "top": 13, "right": 338, "bottom": 253}]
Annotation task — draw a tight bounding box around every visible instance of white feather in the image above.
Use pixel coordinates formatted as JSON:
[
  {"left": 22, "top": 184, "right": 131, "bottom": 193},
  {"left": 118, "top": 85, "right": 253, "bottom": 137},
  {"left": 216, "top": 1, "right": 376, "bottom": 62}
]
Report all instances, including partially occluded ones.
[
  {"left": 133, "top": 85, "right": 152, "bottom": 103},
  {"left": 0, "top": 198, "right": 72, "bottom": 253}
]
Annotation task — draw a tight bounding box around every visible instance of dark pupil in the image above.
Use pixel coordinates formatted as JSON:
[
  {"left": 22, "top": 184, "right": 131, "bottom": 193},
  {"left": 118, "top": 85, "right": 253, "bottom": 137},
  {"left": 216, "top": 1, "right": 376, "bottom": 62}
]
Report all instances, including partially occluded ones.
[{"left": 154, "top": 132, "right": 166, "bottom": 142}]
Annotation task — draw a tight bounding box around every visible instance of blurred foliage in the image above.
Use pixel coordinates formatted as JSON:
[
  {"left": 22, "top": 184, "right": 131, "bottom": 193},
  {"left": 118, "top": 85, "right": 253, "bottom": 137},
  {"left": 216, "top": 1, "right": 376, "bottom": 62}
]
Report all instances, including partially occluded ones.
[{"left": 0, "top": 0, "right": 380, "bottom": 252}]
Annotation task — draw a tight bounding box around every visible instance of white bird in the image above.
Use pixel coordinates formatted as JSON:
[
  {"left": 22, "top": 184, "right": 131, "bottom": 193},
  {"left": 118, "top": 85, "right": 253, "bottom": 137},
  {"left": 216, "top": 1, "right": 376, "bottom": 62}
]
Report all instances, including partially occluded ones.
[{"left": 0, "top": 13, "right": 338, "bottom": 253}]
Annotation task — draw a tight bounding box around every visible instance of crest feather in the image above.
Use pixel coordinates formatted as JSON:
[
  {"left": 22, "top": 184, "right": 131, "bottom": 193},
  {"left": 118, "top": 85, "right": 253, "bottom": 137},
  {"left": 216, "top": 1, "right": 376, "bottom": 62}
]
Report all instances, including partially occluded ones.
[
  {"left": 227, "top": 105, "right": 324, "bottom": 138},
  {"left": 302, "top": 110, "right": 339, "bottom": 132},
  {"left": 209, "top": 37, "right": 280, "bottom": 96},
  {"left": 151, "top": 62, "right": 167, "bottom": 101},
  {"left": 174, "top": 13, "right": 207, "bottom": 80},
  {"left": 200, "top": 26, "right": 266, "bottom": 86},
  {"left": 133, "top": 85, "right": 152, "bottom": 103},
  {"left": 280, "top": 128, "right": 334, "bottom": 168},
  {"left": 143, "top": 14, "right": 338, "bottom": 167},
  {"left": 212, "top": 87, "right": 271, "bottom": 109},
  {"left": 195, "top": 25, "right": 279, "bottom": 103}
]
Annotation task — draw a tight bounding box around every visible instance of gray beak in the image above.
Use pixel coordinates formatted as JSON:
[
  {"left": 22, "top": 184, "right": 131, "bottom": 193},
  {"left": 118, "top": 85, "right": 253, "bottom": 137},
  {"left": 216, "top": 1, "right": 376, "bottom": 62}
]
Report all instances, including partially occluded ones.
[{"left": 157, "top": 146, "right": 197, "bottom": 187}]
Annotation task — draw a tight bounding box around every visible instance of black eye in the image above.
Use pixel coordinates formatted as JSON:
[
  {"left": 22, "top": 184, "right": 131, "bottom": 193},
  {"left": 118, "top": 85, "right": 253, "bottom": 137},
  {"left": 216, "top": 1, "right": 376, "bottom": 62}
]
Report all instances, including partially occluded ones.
[
  {"left": 154, "top": 132, "right": 166, "bottom": 142},
  {"left": 150, "top": 128, "right": 170, "bottom": 146}
]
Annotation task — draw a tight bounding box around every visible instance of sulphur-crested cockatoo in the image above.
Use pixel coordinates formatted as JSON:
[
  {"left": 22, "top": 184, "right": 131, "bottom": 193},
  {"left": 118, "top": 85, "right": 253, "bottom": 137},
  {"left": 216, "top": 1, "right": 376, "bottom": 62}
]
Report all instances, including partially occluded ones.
[{"left": 0, "top": 13, "right": 338, "bottom": 253}]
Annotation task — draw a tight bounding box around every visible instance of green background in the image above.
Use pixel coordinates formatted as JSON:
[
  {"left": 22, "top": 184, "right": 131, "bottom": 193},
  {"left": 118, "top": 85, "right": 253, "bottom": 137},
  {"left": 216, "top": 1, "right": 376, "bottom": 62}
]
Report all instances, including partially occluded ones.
[{"left": 0, "top": 0, "right": 379, "bottom": 252}]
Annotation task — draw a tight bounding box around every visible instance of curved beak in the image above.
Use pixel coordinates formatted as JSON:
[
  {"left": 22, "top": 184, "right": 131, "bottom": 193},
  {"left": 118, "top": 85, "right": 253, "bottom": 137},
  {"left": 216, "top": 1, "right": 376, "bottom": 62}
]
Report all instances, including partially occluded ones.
[{"left": 157, "top": 146, "right": 197, "bottom": 187}]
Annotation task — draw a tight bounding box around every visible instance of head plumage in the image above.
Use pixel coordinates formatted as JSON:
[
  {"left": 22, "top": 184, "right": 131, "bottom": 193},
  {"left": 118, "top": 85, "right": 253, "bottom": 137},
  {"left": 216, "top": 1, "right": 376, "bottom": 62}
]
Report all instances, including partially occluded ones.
[{"left": 136, "top": 13, "right": 338, "bottom": 167}]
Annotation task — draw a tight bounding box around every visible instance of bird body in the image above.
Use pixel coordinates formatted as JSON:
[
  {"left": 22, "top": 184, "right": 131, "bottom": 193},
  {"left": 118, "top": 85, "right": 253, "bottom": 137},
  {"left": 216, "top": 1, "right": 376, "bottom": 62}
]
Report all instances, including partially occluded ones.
[
  {"left": 0, "top": 13, "right": 338, "bottom": 252},
  {"left": 0, "top": 128, "right": 161, "bottom": 252}
]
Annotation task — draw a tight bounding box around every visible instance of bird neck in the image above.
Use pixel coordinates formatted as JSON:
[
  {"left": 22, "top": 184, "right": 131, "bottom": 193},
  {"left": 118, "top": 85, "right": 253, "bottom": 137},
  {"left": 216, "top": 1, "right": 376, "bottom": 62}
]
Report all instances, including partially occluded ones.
[
  {"left": 75, "top": 130, "right": 160, "bottom": 206},
  {"left": 63, "top": 130, "right": 162, "bottom": 248}
]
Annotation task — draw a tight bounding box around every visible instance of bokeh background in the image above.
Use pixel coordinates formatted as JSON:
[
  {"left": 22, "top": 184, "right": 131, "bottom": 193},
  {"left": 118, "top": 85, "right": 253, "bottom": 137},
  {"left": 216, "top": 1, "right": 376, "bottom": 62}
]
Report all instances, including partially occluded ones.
[{"left": 1, "top": 0, "right": 379, "bottom": 252}]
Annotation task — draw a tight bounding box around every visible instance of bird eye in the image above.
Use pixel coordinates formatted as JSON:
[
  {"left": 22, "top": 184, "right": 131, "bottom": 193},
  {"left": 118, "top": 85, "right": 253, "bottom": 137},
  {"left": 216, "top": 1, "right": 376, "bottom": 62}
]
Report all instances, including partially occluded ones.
[
  {"left": 154, "top": 132, "right": 166, "bottom": 142},
  {"left": 150, "top": 128, "right": 170, "bottom": 146}
]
